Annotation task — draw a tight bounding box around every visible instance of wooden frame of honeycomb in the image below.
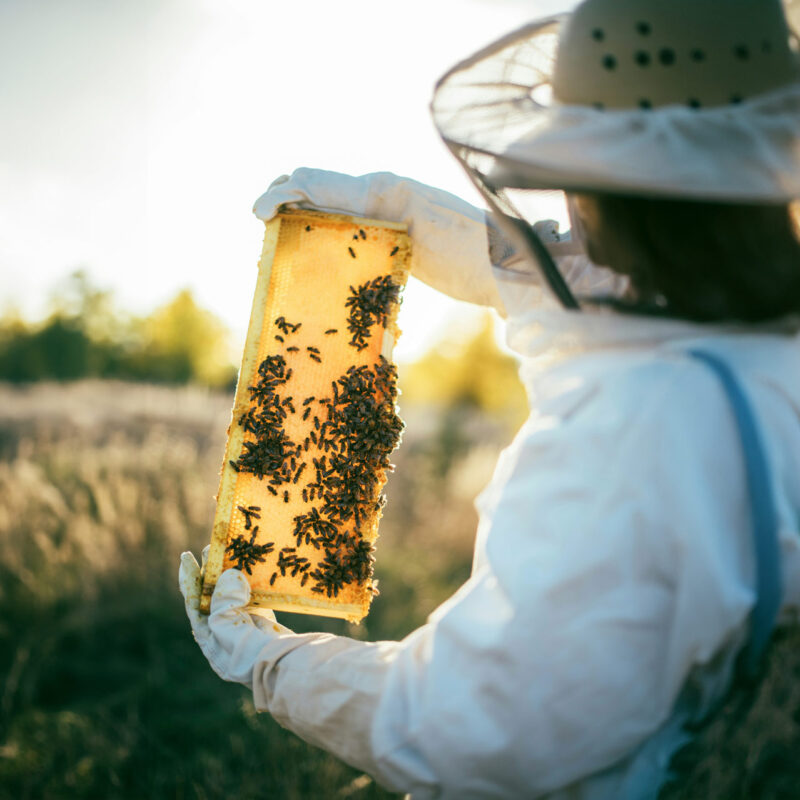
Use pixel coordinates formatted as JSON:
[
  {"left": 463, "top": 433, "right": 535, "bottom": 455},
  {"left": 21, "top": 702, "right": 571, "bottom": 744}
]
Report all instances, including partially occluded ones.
[{"left": 200, "top": 210, "right": 410, "bottom": 622}]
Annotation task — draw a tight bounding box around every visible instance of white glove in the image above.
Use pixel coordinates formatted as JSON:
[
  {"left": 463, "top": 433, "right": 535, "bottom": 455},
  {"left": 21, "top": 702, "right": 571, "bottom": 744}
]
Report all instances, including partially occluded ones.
[
  {"left": 179, "top": 547, "right": 293, "bottom": 688},
  {"left": 253, "top": 167, "right": 507, "bottom": 313}
]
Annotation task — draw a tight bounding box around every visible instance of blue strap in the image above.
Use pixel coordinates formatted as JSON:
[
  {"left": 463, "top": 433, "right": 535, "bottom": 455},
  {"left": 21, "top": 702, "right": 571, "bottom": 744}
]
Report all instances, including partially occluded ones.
[{"left": 688, "top": 349, "right": 783, "bottom": 677}]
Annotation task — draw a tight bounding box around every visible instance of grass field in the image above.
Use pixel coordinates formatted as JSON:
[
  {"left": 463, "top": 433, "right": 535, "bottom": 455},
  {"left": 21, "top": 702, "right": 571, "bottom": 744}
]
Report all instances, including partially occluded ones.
[{"left": 0, "top": 380, "right": 511, "bottom": 799}]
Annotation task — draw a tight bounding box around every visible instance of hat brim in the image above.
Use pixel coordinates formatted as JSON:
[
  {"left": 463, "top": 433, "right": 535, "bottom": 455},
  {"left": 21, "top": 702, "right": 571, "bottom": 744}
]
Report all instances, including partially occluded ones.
[{"left": 432, "top": 17, "right": 800, "bottom": 203}]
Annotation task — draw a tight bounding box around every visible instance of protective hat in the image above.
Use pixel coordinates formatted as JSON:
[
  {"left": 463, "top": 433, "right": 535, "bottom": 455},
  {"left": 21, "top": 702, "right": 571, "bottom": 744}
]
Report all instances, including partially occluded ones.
[{"left": 432, "top": 0, "right": 800, "bottom": 312}]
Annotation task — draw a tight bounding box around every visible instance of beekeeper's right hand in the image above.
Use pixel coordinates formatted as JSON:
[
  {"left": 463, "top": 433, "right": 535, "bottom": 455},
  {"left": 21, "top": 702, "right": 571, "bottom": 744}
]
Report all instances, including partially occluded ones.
[{"left": 253, "top": 168, "right": 506, "bottom": 313}]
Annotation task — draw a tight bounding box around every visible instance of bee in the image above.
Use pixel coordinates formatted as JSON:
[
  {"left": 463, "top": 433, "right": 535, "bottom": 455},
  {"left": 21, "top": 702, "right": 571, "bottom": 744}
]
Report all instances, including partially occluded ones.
[
  {"left": 390, "top": 246, "right": 399, "bottom": 256},
  {"left": 238, "top": 505, "right": 261, "bottom": 529},
  {"left": 275, "top": 335, "right": 285, "bottom": 343},
  {"left": 348, "top": 247, "right": 356, "bottom": 259},
  {"left": 359, "top": 229, "right": 366, "bottom": 240},
  {"left": 324, "top": 328, "right": 337, "bottom": 335},
  {"left": 305, "top": 225, "right": 312, "bottom": 232}
]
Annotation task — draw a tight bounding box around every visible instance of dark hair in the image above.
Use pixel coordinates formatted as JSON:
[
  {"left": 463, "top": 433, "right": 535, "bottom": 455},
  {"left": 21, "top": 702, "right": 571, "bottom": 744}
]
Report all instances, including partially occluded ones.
[{"left": 574, "top": 193, "right": 800, "bottom": 322}]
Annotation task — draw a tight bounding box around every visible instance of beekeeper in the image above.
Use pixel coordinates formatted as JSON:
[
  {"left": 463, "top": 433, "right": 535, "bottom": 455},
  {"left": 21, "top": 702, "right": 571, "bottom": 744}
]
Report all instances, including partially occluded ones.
[{"left": 180, "top": 0, "right": 800, "bottom": 796}]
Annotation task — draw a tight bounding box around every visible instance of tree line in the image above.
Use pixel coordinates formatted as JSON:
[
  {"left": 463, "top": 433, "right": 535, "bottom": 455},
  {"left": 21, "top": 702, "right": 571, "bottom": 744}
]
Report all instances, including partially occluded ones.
[
  {"left": 0, "top": 271, "right": 236, "bottom": 387},
  {"left": 1, "top": 272, "right": 528, "bottom": 428}
]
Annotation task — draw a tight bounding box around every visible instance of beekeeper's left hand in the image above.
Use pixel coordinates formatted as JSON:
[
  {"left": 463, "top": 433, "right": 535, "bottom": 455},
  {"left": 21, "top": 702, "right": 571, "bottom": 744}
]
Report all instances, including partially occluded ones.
[{"left": 179, "top": 547, "right": 293, "bottom": 688}]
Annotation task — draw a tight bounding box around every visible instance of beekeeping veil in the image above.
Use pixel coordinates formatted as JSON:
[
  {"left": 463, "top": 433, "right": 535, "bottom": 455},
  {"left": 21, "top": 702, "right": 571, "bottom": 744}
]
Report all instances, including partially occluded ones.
[{"left": 431, "top": 0, "right": 800, "bottom": 315}]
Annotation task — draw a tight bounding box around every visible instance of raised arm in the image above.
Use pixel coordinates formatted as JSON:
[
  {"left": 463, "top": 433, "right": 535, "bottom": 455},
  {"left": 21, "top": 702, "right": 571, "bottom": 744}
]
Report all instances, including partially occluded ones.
[{"left": 253, "top": 168, "right": 505, "bottom": 312}]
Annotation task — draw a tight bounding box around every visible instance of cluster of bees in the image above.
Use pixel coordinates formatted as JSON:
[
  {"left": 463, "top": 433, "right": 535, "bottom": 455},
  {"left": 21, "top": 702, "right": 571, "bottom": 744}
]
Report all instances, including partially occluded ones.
[{"left": 226, "top": 248, "right": 403, "bottom": 598}]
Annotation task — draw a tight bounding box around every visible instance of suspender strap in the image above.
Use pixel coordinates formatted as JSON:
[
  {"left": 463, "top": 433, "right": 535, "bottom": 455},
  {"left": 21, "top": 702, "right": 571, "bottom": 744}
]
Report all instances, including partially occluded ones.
[{"left": 688, "top": 349, "right": 783, "bottom": 677}]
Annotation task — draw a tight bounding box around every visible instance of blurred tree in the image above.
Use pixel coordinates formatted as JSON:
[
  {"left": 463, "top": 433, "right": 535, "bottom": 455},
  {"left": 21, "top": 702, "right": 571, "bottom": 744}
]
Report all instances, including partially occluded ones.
[
  {"left": 49, "top": 270, "right": 120, "bottom": 342},
  {"left": 134, "top": 289, "right": 235, "bottom": 387},
  {"left": 398, "top": 311, "right": 528, "bottom": 428},
  {"left": 0, "top": 313, "right": 92, "bottom": 381},
  {"left": 397, "top": 312, "right": 528, "bottom": 481},
  {"left": 0, "top": 272, "right": 236, "bottom": 387}
]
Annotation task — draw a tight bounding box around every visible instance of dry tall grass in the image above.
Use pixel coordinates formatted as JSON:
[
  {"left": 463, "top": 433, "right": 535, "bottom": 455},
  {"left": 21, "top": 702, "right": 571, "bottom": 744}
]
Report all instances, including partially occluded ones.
[{"left": 0, "top": 380, "right": 509, "bottom": 799}]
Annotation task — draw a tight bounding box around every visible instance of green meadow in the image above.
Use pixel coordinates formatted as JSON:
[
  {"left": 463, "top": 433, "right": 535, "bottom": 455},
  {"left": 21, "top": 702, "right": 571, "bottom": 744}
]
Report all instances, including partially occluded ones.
[{"left": 0, "top": 378, "right": 513, "bottom": 799}]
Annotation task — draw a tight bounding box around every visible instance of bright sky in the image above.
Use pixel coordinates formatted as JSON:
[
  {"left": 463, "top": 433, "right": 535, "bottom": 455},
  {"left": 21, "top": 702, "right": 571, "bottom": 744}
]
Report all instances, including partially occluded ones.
[{"left": 1, "top": 0, "right": 574, "bottom": 360}]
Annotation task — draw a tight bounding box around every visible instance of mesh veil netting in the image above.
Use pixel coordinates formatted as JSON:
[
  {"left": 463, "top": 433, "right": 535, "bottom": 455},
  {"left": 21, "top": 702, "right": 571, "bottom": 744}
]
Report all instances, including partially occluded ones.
[
  {"left": 431, "top": 2, "right": 800, "bottom": 314},
  {"left": 431, "top": 17, "right": 584, "bottom": 310}
]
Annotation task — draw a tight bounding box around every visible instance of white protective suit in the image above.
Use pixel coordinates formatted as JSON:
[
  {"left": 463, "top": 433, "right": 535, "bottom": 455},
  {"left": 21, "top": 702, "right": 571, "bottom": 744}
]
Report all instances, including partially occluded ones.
[{"left": 185, "top": 170, "right": 800, "bottom": 799}]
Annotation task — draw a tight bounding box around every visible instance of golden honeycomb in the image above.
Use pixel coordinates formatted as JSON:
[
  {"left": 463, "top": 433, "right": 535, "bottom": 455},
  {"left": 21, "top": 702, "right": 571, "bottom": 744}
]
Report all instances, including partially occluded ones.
[{"left": 200, "top": 210, "right": 410, "bottom": 621}]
